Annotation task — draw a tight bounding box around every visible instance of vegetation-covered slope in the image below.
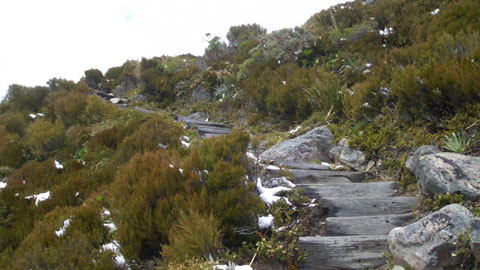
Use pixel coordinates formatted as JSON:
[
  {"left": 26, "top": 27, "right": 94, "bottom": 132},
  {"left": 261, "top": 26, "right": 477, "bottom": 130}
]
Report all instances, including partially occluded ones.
[{"left": 1, "top": 0, "right": 480, "bottom": 269}]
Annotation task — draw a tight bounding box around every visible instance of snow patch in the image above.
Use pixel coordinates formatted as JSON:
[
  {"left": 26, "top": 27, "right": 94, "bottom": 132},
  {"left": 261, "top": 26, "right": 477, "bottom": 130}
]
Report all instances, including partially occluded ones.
[
  {"left": 431, "top": 8, "right": 439, "bottom": 15},
  {"left": 257, "top": 178, "right": 291, "bottom": 206},
  {"left": 75, "top": 192, "right": 80, "bottom": 197},
  {"left": 25, "top": 191, "right": 51, "bottom": 206},
  {"left": 258, "top": 214, "right": 274, "bottom": 229},
  {"left": 266, "top": 165, "right": 280, "bottom": 171},
  {"left": 102, "top": 240, "right": 126, "bottom": 266},
  {"left": 0, "top": 181, "right": 6, "bottom": 190},
  {"left": 289, "top": 125, "right": 301, "bottom": 134},
  {"left": 181, "top": 140, "right": 190, "bottom": 148},
  {"left": 215, "top": 265, "right": 252, "bottom": 270},
  {"left": 54, "top": 160, "right": 64, "bottom": 170},
  {"left": 55, "top": 219, "right": 71, "bottom": 237}
]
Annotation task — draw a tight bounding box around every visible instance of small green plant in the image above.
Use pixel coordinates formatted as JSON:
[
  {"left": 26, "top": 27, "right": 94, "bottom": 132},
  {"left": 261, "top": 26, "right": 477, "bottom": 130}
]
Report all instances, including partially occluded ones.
[
  {"left": 443, "top": 132, "right": 470, "bottom": 153},
  {"left": 423, "top": 193, "right": 464, "bottom": 211}
]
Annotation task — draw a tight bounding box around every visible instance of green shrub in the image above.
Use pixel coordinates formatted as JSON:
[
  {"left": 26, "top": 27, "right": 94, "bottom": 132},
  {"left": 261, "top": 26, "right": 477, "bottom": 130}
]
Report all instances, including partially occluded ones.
[
  {"left": 162, "top": 209, "right": 222, "bottom": 263},
  {"left": 25, "top": 119, "right": 65, "bottom": 159},
  {"left": 114, "top": 116, "right": 183, "bottom": 164},
  {"left": 0, "top": 127, "right": 24, "bottom": 168},
  {"left": 110, "top": 150, "right": 197, "bottom": 260}
]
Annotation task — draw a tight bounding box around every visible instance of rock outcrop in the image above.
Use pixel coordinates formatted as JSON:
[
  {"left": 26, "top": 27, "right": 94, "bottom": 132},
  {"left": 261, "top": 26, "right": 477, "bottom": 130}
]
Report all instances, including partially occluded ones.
[
  {"left": 260, "top": 126, "right": 334, "bottom": 163},
  {"left": 329, "top": 138, "right": 366, "bottom": 171},
  {"left": 405, "top": 145, "right": 440, "bottom": 173},
  {"left": 388, "top": 204, "right": 473, "bottom": 270},
  {"left": 415, "top": 152, "right": 480, "bottom": 200}
]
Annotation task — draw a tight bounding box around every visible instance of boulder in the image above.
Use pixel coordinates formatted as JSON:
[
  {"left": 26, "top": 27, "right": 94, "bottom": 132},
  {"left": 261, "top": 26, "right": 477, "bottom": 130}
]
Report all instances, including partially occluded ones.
[
  {"left": 415, "top": 152, "right": 480, "bottom": 200},
  {"left": 188, "top": 112, "right": 206, "bottom": 120},
  {"left": 329, "top": 138, "right": 366, "bottom": 171},
  {"left": 405, "top": 145, "right": 440, "bottom": 173},
  {"left": 389, "top": 204, "right": 473, "bottom": 270},
  {"left": 134, "top": 93, "right": 147, "bottom": 103},
  {"left": 260, "top": 126, "right": 334, "bottom": 163}
]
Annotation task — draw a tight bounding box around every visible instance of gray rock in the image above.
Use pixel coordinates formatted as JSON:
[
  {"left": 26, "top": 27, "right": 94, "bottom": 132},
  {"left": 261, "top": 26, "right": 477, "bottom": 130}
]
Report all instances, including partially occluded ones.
[
  {"left": 392, "top": 266, "right": 405, "bottom": 270},
  {"left": 260, "top": 126, "right": 334, "bottom": 163},
  {"left": 329, "top": 138, "right": 366, "bottom": 171},
  {"left": 192, "top": 85, "right": 212, "bottom": 101},
  {"left": 388, "top": 204, "right": 473, "bottom": 270},
  {"left": 134, "top": 93, "right": 147, "bottom": 102},
  {"left": 470, "top": 218, "right": 480, "bottom": 262},
  {"left": 415, "top": 152, "right": 480, "bottom": 200},
  {"left": 405, "top": 145, "right": 440, "bottom": 173}
]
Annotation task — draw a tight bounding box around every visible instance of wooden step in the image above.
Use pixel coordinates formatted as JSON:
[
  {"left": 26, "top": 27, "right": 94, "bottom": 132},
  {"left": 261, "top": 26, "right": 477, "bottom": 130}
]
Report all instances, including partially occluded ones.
[
  {"left": 300, "top": 182, "right": 398, "bottom": 198},
  {"left": 270, "top": 160, "right": 330, "bottom": 170},
  {"left": 300, "top": 235, "right": 388, "bottom": 270},
  {"left": 326, "top": 214, "right": 414, "bottom": 236},
  {"left": 268, "top": 169, "right": 367, "bottom": 182},
  {"left": 174, "top": 115, "right": 226, "bottom": 128},
  {"left": 295, "top": 176, "right": 353, "bottom": 185},
  {"left": 195, "top": 125, "right": 232, "bottom": 135},
  {"left": 322, "top": 197, "right": 418, "bottom": 217}
]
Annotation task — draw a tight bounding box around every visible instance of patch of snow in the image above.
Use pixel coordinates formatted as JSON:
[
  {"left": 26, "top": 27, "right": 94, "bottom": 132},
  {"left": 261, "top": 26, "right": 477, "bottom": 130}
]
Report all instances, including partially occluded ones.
[
  {"left": 110, "top": 98, "right": 121, "bottom": 104},
  {"left": 54, "top": 160, "right": 64, "bottom": 170},
  {"left": 15, "top": 193, "right": 19, "bottom": 197},
  {"left": 266, "top": 165, "right": 280, "bottom": 171},
  {"left": 25, "top": 191, "right": 51, "bottom": 206},
  {"left": 340, "top": 38, "right": 346, "bottom": 41},
  {"left": 276, "top": 226, "right": 286, "bottom": 232},
  {"left": 282, "top": 80, "right": 286, "bottom": 85},
  {"left": 158, "top": 143, "right": 167, "bottom": 149},
  {"left": 363, "top": 69, "right": 371, "bottom": 74},
  {"left": 102, "top": 209, "right": 111, "bottom": 217},
  {"left": 257, "top": 178, "right": 291, "bottom": 206},
  {"left": 341, "top": 5, "right": 344, "bottom": 9},
  {"left": 0, "top": 181, "right": 7, "bottom": 190},
  {"left": 179, "top": 168, "right": 184, "bottom": 175},
  {"left": 289, "top": 125, "right": 301, "bottom": 134},
  {"left": 102, "top": 240, "right": 126, "bottom": 266},
  {"left": 104, "top": 221, "right": 117, "bottom": 233},
  {"left": 382, "top": 44, "right": 387, "bottom": 48},
  {"left": 81, "top": 161, "right": 86, "bottom": 166},
  {"left": 22, "top": 180, "right": 25, "bottom": 184},
  {"left": 364, "top": 63, "right": 372, "bottom": 68},
  {"left": 203, "top": 170, "right": 209, "bottom": 174},
  {"left": 308, "top": 203, "right": 317, "bottom": 207},
  {"left": 379, "top": 27, "right": 394, "bottom": 36},
  {"left": 55, "top": 219, "right": 71, "bottom": 237},
  {"left": 36, "top": 113, "right": 45, "bottom": 117},
  {"left": 321, "top": 162, "right": 330, "bottom": 167},
  {"left": 169, "top": 164, "right": 174, "bottom": 168},
  {"left": 205, "top": 118, "right": 209, "bottom": 122},
  {"left": 75, "top": 192, "right": 79, "bottom": 197},
  {"left": 181, "top": 140, "right": 190, "bottom": 148},
  {"left": 431, "top": 8, "right": 439, "bottom": 15},
  {"left": 258, "top": 214, "right": 274, "bottom": 229},
  {"left": 270, "top": 176, "right": 296, "bottom": 188},
  {"left": 182, "top": 136, "right": 190, "bottom": 141},
  {"left": 29, "top": 113, "right": 37, "bottom": 119}
]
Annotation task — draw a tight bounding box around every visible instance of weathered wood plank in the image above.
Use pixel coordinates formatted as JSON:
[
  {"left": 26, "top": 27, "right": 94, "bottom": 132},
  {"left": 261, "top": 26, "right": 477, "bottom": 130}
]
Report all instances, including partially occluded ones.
[
  {"left": 270, "top": 160, "right": 330, "bottom": 170},
  {"left": 174, "top": 115, "right": 226, "bottom": 128},
  {"left": 299, "top": 235, "right": 388, "bottom": 270},
  {"left": 290, "top": 169, "right": 368, "bottom": 182},
  {"left": 295, "top": 176, "right": 353, "bottom": 185},
  {"left": 300, "top": 182, "right": 398, "bottom": 198},
  {"left": 322, "top": 197, "right": 418, "bottom": 217},
  {"left": 326, "top": 214, "right": 415, "bottom": 236},
  {"left": 195, "top": 125, "right": 232, "bottom": 134}
]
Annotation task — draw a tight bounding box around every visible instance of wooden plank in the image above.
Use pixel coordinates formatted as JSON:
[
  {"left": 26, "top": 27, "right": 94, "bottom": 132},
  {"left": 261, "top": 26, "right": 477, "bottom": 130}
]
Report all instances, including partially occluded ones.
[
  {"left": 270, "top": 160, "right": 330, "bottom": 170},
  {"left": 174, "top": 115, "right": 226, "bottom": 128},
  {"left": 322, "top": 197, "right": 418, "bottom": 217},
  {"left": 301, "top": 182, "right": 398, "bottom": 198},
  {"left": 195, "top": 125, "right": 232, "bottom": 134},
  {"left": 204, "top": 133, "right": 224, "bottom": 139},
  {"left": 295, "top": 176, "right": 353, "bottom": 185},
  {"left": 326, "top": 214, "right": 415, "bottom": 236},
  {"left": 299, "top": 235, "right": 388, "bottom": 270},
  {"left": 268, "top": 169, "right": 367, "bottom": 182}
]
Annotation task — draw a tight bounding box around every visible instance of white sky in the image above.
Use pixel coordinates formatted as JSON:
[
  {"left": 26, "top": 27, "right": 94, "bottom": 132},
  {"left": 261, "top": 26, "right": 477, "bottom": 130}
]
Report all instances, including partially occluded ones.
[{"left": 0, "top": 0, "right": 347, "bottom": 100}]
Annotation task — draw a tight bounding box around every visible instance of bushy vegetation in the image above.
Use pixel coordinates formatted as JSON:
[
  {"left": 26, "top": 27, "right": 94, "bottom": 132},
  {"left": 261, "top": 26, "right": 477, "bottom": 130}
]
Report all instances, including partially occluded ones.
[{"left": 1, "top": 0, "right": 479, "bottom": 268}]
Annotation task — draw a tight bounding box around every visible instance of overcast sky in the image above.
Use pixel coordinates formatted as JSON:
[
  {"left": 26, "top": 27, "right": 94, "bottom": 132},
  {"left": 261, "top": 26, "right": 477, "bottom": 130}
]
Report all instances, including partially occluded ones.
[{"left": 0, "top": 0, "right": 348, "bottom": 100}]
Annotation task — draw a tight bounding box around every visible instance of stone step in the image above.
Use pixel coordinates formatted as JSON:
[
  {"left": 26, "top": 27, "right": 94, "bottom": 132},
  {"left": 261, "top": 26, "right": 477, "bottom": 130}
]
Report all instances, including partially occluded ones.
[
  {"left": 300, "top": 181, "right": 398, "bottom": 198},
  {"left": 322, "top": 197, "right": 418, "bottom": 217},
  {"left": 326, "top": 214, "right": 414, "bottom": 236},
  {"left": 299, "top": 235, "right": 388, "bottom": 270},
  {"left": 268, "top": 169, "right": 367, "bottom": 183}
]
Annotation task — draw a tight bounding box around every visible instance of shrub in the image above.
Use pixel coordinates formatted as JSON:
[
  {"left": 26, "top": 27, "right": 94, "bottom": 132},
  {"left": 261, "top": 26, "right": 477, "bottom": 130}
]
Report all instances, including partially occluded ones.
[
  {"left": 52, "top": 84, "right": 89, "bottom": 127},
  {"left": 0, "top": 112, "right": 27, "bottom": 136},
  {"left": 110, "top": 150, "right": 198, "bottom": 260},
  {"left": 0, "top": 127, "right": 24, "bottom": 168},
  {"left": 304, "top": 69, "right": 343, "bottom": 120},
  {"left": 4, "top": 85, "right": 50, "bottom": 113},
  {"left": 25, "top": 119, "right": 65, "bottom": 159},
  {"left": 161, "top": 209, "right": 222, "bottom": 263},
  {"left": 114, "top": 116, "right": 183, "bottom": 164}
]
